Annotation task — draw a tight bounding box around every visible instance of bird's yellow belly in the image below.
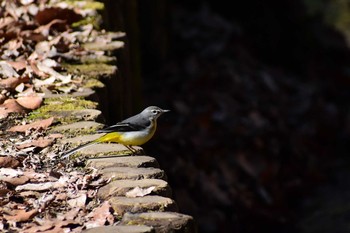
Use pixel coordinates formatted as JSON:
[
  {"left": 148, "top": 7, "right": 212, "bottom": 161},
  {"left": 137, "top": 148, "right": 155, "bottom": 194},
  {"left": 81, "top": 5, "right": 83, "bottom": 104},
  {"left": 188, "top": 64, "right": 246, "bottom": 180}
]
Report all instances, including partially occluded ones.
[
  {"left": 95, "top": 129, "right": 155, "bottom": 146},
  {"left": 119, "top": 130, "right": 155, "bottom": 145}
]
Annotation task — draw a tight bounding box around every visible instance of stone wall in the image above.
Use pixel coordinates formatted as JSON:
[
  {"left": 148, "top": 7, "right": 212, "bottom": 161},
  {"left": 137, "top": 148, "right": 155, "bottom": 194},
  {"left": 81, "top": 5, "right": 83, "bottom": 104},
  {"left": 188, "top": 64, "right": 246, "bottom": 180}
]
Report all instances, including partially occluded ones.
[{"left": 0, "top": 1, "right": 196, "bottom": 232}]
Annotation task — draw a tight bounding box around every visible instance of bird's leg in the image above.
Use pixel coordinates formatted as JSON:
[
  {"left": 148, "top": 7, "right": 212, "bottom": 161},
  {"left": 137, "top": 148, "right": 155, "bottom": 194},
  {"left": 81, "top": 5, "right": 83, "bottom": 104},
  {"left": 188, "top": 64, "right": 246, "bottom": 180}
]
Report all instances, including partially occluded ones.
[{"left": 125, "top": 145, "right": 136, "bottom": 156}]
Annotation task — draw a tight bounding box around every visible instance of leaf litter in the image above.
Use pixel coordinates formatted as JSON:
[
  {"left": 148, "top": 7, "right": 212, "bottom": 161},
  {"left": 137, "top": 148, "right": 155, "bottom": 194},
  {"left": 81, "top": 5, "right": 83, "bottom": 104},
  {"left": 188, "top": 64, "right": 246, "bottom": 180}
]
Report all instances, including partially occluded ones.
[{"left": 0, "top": 0, "right": 124, "bottom": 232}]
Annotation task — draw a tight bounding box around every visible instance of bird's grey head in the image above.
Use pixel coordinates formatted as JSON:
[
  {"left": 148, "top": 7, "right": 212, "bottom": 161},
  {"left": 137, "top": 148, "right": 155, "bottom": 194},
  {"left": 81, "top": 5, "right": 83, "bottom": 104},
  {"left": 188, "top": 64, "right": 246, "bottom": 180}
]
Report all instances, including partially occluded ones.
[{"left": 142, "top": 106, "right": 170, "bottom": 120}]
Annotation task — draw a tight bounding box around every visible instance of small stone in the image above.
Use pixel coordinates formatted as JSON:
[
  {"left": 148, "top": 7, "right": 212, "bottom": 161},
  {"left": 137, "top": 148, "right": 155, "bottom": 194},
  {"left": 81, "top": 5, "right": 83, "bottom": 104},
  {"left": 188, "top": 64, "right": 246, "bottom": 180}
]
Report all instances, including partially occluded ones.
[
  {"left": 97, "top": 179, "right": 171, "bottom": 199},
  {"left": 50, "top": 109, "right": 102, "bottom": 121},
  {"left": 82, "top": 225, "right": 154, "bottom": 233},
  {"left": 43, "top": 87, "right": 95, "bottom": 98},
  {"left": 65, "top": 143, "right": 142, "bottom": 157},
  {"left": 109, "top": 196, "right": 178, "bottom": 215},
  {"left": 86, "top": 156, "right": 159, "bottom": 169},
  {"left": 99, "top": 167, "right": 166, "bottom": 181},
  {"left": 121, "top": 212, "right": 196, "bottom": 233},
  {"left": 50, "top": 121, "right": 104, "bottom": 134}
]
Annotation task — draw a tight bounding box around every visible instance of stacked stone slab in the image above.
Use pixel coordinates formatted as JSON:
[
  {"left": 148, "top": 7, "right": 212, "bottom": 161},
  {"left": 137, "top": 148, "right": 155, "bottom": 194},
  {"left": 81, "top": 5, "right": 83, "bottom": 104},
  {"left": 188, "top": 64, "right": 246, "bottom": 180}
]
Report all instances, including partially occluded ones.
[
  {"left": 39, "top": 2, "right": 197, "bottom": 232},
  {"left": 52, "top": 121, "right": 195, "bottom": 232}
]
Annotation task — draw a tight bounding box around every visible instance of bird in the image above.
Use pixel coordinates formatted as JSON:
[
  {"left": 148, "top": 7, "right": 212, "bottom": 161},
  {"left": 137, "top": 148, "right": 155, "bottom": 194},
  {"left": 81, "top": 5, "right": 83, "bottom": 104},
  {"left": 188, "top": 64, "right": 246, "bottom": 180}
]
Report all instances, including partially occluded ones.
[{"left": 62, "top": 106, "right": 170, "bottom": 158}]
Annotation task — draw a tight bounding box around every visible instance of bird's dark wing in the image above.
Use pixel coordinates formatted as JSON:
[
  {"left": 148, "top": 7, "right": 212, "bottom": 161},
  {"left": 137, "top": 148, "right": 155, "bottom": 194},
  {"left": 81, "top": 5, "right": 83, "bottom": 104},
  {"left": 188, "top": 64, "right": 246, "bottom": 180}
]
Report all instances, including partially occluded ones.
[{"left": 96, "top": 122, "right": 147, "bottom": 133}]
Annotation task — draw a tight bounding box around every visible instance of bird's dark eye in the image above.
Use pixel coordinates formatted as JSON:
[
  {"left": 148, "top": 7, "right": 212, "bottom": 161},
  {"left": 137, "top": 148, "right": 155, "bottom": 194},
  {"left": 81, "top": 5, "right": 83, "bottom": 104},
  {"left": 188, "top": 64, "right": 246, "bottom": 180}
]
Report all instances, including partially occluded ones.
[{"left": 152, "top": 110, "right": 158, "bottom": 114}]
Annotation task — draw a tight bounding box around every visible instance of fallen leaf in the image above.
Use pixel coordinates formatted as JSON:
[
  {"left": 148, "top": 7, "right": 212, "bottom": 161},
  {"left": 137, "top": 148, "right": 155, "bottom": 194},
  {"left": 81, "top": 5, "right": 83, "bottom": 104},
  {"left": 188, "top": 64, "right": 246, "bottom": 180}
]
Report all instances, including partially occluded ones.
[
  {"left": 85, "top": 201, "right": 114, "bottom": 229},
  {"left": 23, "top": 220, "right": 79, "bottom": 233},
  {"left": 29, "top": 60, "right": 47, "bottom": 78},
  {"left": 37, "top": 62, "right": 71, "bottom": 83},
  {"left": 67, "top": 194, "right": 87, "bottom": 208},
  {"left": 16, "top": 137, "right": 54, "bottom": 149},
  {"left": 0, "top": 176, "right": 29, "bottom": 186},
  {"left": 7, "top": 117, "right": 54, "bottom": 132},
  {"left": 0, "top": 168, "right": 23, "bottom": 177},
  {"left": 64, "top": 207, "right": 81, "bottom": 220},
  {"left": 125, "top": 186, "right": 156, "bottom": 197},
  {"left": 0, "top": 77, "right": 29, "bottom": 90},
  {"left": 0, "top": 61, "right": 19, "bottom": 78},
  {"left": 47, "top": 133, "right": 64, "bottom": 139},
  {"left": 4, "top": 209, "right": 38, "bottom": 222},
  {"left": 6, "top": 60, "right": 27, "bottom": 71},
  {"left": 16, "top": 96, "right": 43, "bottom": 110},
  {"left": 15, "top": 83, "right": 25, "bottom": 92},
  {"left": 35, "top": 7, "right": 83, "bottom": 25},
  {"left": 0, "top": 188, "right": 11, "bottom": 197},
  {"left": 18, "top": 191, "right": 41, "bottom": 198},
  {"left": 0, "top": 157, "right": 20, "bottom": 168},
  {"left": 16, "top": 182, "right": 54, "bottom": 191},
  {"left": 0, "top": 99, "right": 27, "bottom": 119},
  {"left": 0, "top": 94, "right": 6, "bottom": 104}
]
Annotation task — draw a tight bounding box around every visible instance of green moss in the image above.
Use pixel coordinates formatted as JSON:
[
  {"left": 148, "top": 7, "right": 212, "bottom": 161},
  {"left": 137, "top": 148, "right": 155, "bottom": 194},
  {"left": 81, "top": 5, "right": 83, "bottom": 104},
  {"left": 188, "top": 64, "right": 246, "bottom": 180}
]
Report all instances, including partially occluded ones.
[
  {"left": 28, "top": 97, "right": 98, "bottom": 121},
  {"left": 80, "top": 55, "right": 116, "bottom": 64},
  {"left": 63, "top": 0, "right": 104, "bottom": 10},
  {"left": 84, "top": 78, "right": 105, "bottom": 89},
  {"left": 63, "top": 63, "right": 117, "bottom": 78},
  {"left": 72, "top": 15, "right": 102, "bottom": 29}
]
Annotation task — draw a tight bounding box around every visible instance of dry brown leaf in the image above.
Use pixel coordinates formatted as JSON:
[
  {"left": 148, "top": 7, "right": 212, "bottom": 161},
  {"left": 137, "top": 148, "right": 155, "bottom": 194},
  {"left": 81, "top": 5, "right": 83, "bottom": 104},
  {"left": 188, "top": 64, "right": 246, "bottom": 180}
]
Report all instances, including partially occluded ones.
[
  {"left": 4, "top": 209, "right": 38, "bottom": 222},
  {"left": 47, "top": 133, "right": 64, "bottom": 139},
  {"left": 0, "top": 157, "right": 20, "bottom": 168},
  {"left": 16, "top": 96, "right": 43, "bottom": 110},
  {"left": 125, "top": 186, "right": 156, "bottom": 198},
  {"left": 0, "top": 77, "right": 29, "bottom": 90},
  {"left": 0, "top": 176, "right": 29, "bottom": 186},
  {"left": 7, "top": 117, "right": 54, "bottom": 132},
  {"left": 22, "top": 222, "right": 55, "bottom": 233},
  {"left": 6, "top": 60, "right": 27, "bottom": 71},
  {"left": 0, "top": 17, "right": 14, "bottom": 29},
  {"left": 16, "top": 182, "right": 54, "bottom": 191},
  {"left": 16, "top": 137, "right": 54, "bottom": 149},
  {"left": 0, "top": 188, "right": 11, "bottom": 197},
  {"left": 29, "top": 60, "right": 48, "bottom": 78},
  {"left": 0, "top": 108, "right": 9, "bottom": 119},
  {"left": 0, "top": 168, "right": 23, "bottom": 177},
  {"left": 35, "top": 7, "right": 83, "bottom": 25},
  {"left": 0, "top": 99, "right": 27, "bottom": 119},
  {"left": 67, "top": 194, "right": 87, "bottom": 208},
  {"left": 85, "top": 201, "right": 114, "bottom": 229},
  {"left": 0, "top": 94, "right": 6, "bottom": 104},
  {"left": 0, "top": 61, "right": 19, "bottom": 78},
  {"left": 23, "top": 220, "right": 79, "bottom": 233},
  {"left": 64, "top": 207, "right": 81, "bottom": 220}
]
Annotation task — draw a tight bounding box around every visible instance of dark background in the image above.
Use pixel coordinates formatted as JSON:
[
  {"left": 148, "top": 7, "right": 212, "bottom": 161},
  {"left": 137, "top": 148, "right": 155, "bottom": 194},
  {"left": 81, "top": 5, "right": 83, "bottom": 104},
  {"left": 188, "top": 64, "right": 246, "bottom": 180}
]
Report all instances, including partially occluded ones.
[{"left": 102, "top": 1, "right": 350, "bottom": 232}]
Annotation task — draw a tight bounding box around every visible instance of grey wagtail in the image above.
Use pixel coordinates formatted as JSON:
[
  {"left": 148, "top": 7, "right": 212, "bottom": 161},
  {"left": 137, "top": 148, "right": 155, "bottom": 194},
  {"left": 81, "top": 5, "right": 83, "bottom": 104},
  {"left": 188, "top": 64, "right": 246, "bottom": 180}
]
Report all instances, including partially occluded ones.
[{"left": 62, "top": 106, "right": 169, "bottom": 158}]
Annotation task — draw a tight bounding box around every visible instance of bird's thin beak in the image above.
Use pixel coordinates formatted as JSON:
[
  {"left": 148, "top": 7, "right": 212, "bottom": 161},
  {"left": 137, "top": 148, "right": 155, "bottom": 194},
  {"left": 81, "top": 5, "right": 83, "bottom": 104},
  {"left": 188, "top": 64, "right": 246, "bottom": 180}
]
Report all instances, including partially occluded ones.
[{"left": 162, "top": 109, "right": 170, "bottom": 113}]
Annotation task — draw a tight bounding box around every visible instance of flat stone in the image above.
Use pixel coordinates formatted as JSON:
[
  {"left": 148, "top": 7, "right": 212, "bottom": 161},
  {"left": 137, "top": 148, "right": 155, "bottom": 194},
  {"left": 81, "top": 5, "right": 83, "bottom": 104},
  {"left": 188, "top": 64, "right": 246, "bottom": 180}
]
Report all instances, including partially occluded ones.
[
  {"left": 86, "top": 156, "right": 159, "bottom": 169},
  {"left": 83, "top": 225, "right": 154, "bottom": 233},
  {"left": 121, "top": 212, "right": 196, "bottom": 233},
  {"left": 43, "top": 87, "right": 95, "bottom": 98},
  {"left": 99, "top": 167, "right": 166, "bottom": 181},
  {"left": 109, "top": 196, "right": 178, "bottom": 215},
  {"left": 83, "top": 41, "right": 125, "bottom": 51},
  {"left": 97, "top": 179, "right": 171, "bottom": 199},
  {"left": 49, "top": 109, "right": 102, "bottom": 122},
  {"left": 60, "top": 133, "right": 104, "bottom": 145},
  {"left": 50, "top": 121, "right": 104, "bottom": 134},
  {"left": 69, "top": 143, "right": 143, "bottom": 157}
]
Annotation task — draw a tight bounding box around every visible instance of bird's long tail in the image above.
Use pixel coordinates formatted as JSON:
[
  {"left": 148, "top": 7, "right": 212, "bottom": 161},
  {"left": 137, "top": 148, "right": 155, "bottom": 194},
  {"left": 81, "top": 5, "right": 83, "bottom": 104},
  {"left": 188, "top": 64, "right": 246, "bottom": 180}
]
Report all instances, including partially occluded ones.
[{"left": 61, "top": 141, "right": 97, "bottom": 159}]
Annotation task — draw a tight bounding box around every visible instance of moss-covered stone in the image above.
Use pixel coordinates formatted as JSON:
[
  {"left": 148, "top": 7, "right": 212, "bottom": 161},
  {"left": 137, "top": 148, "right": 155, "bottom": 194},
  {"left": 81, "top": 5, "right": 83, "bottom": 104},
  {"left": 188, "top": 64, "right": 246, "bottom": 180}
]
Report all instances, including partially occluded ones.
[
  {"left": 63, "top": 63, "right": 117, "bottom": 78},
  {"left": 80, "top": 55, "right": 116, "bottom": 64},
  {"left": 84, "top": 78, "right": 105, "bottom": 89},
  {"left": 28, "top": 97, "right": 98, "bottom": 121},
  {"left": 63, "top": 0, "right": 105, "bottom": 10},
  {"left": 83, "top": 41, "right": 124, "bottom": 51}
]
